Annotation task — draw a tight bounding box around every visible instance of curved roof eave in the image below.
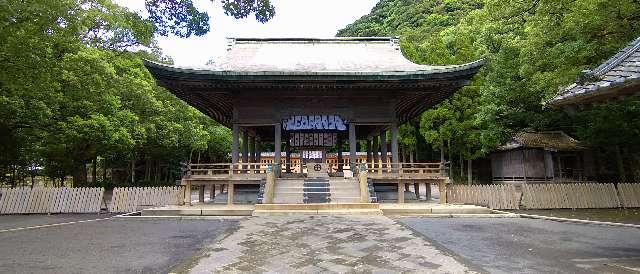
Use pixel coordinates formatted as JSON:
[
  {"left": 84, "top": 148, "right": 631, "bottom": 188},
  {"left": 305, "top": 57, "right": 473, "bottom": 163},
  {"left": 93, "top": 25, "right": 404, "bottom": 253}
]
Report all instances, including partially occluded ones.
[{"left": 143, "top": 59, "right": 485, "bottom": 81}]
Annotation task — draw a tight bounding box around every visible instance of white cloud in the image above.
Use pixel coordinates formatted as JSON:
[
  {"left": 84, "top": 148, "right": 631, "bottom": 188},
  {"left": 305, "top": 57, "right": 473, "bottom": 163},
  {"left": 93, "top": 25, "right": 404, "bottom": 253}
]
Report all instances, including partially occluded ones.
[{"left": 114, "top": 0, "right": 377, "bottom": 66}]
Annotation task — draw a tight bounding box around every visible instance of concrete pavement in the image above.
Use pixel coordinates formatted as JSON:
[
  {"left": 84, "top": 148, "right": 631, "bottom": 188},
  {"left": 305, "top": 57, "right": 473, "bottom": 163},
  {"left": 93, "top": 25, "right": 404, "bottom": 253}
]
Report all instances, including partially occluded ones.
[{"left": 399, "top": 217, "right": 640, "bottom": 274}]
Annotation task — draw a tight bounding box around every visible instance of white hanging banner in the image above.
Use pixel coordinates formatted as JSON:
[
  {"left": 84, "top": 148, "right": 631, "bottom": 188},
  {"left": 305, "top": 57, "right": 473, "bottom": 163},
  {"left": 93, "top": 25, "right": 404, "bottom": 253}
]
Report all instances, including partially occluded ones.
[{"left": 282, "top": 115, "right": 347, "bottom": 131}]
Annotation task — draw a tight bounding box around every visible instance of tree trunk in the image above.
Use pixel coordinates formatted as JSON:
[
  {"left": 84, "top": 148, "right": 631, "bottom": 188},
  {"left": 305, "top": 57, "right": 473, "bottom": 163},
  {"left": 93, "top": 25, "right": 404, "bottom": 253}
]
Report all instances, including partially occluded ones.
[
  {"left": 131, "top": 160, "right": 136, "bottom": 184},
  {"left": 155, "top": 160, "right": 160, "bottom": 183},
  {"left": 460, "top": 152, "right": 464, "bottom": 178},
  {"left": 467, "top": 159, "right": 472, "bottom": 185},
  {"left": 92, "top": 157, "right": 97, "bottom": 183},
  {"left": 72, "top": 159, "right": 88, "bottom": 187},
  {"left": 632, "top": 153, "right": 640, "bottom": 182},
  {"left": 440, "top": 141, "right": 445, "bottom": 176},
  {"left": 103, "top": 158, "right": 108, "bottom": 182},
  {"left": 144, "top": 158, "right": 151, "bottom": 181},
  {"left": 614, "top": 145, "right": 626, "bottom": 182},
  {"left": 9, "top": 166, "right": 16, "bottom": 188},
  {"left": 447, "top": 139, "right": 452, "bottom": 180}
]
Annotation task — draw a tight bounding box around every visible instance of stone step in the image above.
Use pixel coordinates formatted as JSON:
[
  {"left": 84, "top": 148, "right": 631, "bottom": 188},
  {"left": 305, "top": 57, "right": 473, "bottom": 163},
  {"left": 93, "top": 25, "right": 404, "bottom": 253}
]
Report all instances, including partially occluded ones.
[
  {"left": 256, "top": 203, "right": 380, "bottom": 210},
  {"left": 252, "top": 209, "right": 382, "bottom": 216},
  {"left": 329, "top": 197, "right": 361, "bottom": 203}
]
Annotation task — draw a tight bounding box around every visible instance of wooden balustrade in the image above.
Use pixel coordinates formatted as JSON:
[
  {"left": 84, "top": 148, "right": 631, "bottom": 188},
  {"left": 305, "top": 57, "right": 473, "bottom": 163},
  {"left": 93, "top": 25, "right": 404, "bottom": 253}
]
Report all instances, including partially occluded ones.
[
  {"left": 187, "top": 162, "right": 444, "bottom": 179},
  {"left": 366, "top": 162, "right": 443, "bottom": 175},
  {"left": 189, "top": 163, "right": 270, "bottom": 178}
]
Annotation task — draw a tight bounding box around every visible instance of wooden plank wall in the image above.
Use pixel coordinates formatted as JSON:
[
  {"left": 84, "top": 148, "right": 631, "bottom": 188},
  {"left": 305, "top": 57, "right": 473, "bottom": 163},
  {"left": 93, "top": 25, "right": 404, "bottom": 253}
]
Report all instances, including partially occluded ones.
[
  {"left": 0, "top": 187, "right": 103, "bottom": 214},
  {"left": 618, "top": 183, "right": 640, "bottom": 208},
  {"left": 109, "top": 186, "right": 184, "bottom": 213},
  {"left": 520, "top": 183, "right": 620, "bottom": 209},
  {"left": 446, "top": 184, "right": 520, "bottom": 209}
]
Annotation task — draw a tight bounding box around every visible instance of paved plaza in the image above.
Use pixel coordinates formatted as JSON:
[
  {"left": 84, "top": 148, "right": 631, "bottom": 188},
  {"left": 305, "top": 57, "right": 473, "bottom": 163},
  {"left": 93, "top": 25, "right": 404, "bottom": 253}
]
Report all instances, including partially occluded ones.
[
  {"left": 187, "top": 215, "right": 476, "bottom": 273},
  {"left": 2, "top": 214, "right": 640, "bottom": 273}
]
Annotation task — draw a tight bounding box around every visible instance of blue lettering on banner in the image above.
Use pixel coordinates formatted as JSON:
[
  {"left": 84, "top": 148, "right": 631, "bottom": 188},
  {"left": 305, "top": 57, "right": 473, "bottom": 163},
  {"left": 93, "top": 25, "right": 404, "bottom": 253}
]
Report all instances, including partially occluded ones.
[{"left": 283, "top": 115, "right": 347, "bottom": 131}]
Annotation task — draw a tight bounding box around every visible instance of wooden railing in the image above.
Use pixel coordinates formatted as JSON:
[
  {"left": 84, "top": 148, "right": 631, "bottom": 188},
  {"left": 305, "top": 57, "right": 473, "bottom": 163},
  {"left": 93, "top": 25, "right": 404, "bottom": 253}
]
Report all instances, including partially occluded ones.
[
  {"left": 365, "top": 162, "right": 443, "bottom": 175},
  {"left": 189, "top": 163, "right": 269, "bottom": 178},
  {"left": 187, "top": 162, "right": 446, "bottom": 178}
]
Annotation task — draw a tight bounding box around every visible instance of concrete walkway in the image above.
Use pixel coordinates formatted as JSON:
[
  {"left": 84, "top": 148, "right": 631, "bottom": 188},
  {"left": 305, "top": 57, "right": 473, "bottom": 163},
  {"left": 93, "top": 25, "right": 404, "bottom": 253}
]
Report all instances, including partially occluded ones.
[{"left": 187, "top": 215, "right": 476, "bottom": 273}]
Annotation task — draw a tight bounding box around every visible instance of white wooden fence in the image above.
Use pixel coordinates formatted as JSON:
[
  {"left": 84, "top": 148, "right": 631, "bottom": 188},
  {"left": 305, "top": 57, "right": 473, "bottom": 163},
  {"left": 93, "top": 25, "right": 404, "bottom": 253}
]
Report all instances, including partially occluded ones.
[
  {"left": 520, "top": 183, "right": 620, "bottom": 209},
  {"left": 0, "top": 187, "right": 103, "bottom": 214},
  {"left": 618, "top": 183, "right": 640, "bottom": 208},
  {"left": 108, "top": 186, "right": 184, "bottom": 213},
  {"left": 446, "top": 184, "right": 520, "bottom": 209}
]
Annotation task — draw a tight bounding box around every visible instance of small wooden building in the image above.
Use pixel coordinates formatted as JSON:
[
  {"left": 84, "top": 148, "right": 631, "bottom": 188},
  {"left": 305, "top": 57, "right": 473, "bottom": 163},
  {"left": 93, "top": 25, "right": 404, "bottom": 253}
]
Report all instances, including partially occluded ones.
[{"left": 491, "top": 132, "right": 590, "bottom": 184}]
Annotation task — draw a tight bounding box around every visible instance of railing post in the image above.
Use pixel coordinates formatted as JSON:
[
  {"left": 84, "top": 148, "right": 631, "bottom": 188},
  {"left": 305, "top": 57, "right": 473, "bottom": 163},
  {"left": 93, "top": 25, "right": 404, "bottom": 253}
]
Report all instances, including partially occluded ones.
[
  {"left": 264, "top": 164, "right": 275, "bottom": 204},
  {"left": 184, "top": 179, "right": 192, "bottom": 206},
  {"left": 439, "top": 177, "right": 449, "bottom": 204},
  {"left": 359, "top": 164, "right": 369, "bottom": 203},
  {"left": 227, "top": 183, "right": 234, "bottom": 205}
]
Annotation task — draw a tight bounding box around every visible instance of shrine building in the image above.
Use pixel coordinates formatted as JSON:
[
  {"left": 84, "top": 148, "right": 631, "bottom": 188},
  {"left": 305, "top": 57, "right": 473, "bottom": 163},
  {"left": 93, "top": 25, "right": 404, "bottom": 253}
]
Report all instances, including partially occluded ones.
[{"left": 144, "top": 37, "right": 483, "bottom": 206}]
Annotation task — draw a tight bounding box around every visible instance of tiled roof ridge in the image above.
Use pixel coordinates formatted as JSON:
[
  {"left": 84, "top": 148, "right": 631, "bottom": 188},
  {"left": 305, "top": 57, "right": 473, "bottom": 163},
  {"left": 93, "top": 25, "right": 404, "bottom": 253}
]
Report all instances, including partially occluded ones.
[
  {"left": 229, "top": 37, "right": 399, "bottom": 42},
  {"left": 589, "top": 36, "right": 640, "bottom": 78},
  {"left": 547, "top": 36, "right": 640, "bottom": 105}
]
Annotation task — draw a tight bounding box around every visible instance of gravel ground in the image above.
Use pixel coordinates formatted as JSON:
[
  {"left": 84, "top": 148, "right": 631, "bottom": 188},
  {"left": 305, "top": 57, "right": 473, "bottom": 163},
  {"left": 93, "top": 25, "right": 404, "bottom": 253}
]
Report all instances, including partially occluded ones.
[
  {"left": 0, "top": 215, "right": 240, "bottom": 274},
  {"left": 398, "top": 217, "right": 640, "bottom": 274}
]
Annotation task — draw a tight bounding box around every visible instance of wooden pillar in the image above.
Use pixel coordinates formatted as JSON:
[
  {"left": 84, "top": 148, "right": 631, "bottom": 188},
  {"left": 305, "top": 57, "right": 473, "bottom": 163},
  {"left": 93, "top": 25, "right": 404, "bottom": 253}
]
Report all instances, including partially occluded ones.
[
  {"left": 337, "top": 137, "right": 343, "bottom": 172},
  {"left": 209, "top": 184, "right": 216, "bottom": 200},
  {"left": 349, "top": 123, "right": 357, "bottom": 172},
  {"left": 231, "top": 124, "right": 239, "bottom": 165},
  {"left": 366, "top": 137, "right": 372, "bottom": 164},
  {"left": 242, "top": 130, "right": 249, "bottom": 165},
  {"left": 372, "top": 135, "right": 379, "bottom": 164},
  {"left": 256, "top": 137, "right": 262, "bottom": 165},
  {"left": 285, "top": 139, "right": 291, "bottom": 173},
  {"left": 227, "top": 183, "right": 234, "bottom": 205},
  {"left": 380, "top": 130, "right": 388, "bottom": 166},
  {"left": 391, "top": 123, "right": 399, "bottom": 170},
  {"left": 414, "top": 183, "right": 420, "bottom": 200},
  {"left": 425, "top": 183, "right": 431, "bottom": 200},
  {"left": 274, "top": 123, "right": 282, "bottom": 176},
  {"left": 199, "top": 185, "right": 205, "bottom": 203},
  {"left": 397, "top": 182, "right": 405, "bottom": 203},
  {"left": 251, "top": 135, "right": 257, "bottom": 163}
]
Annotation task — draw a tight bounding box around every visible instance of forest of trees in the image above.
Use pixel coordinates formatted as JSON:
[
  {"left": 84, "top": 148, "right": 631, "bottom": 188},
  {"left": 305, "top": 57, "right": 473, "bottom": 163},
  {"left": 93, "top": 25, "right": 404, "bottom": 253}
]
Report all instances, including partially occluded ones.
[
  {"left": 0, "top": 0, "right": 276, "bottom": 188},
  {"left": 339, "top": 0, "right": 640, "bottom": 182},
  {"left": 2, "top": 0, "right": 639, "bottom": 187}
]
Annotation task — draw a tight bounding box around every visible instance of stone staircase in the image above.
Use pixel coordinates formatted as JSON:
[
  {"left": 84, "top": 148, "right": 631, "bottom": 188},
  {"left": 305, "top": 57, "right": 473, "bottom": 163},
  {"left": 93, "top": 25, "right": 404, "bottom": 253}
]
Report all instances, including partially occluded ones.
[
  {"left": 272, "top": 178, "right": 362, "bottom": 204},
  {"left": 328, "top": 178, "right": 361, "bottom": 203}
]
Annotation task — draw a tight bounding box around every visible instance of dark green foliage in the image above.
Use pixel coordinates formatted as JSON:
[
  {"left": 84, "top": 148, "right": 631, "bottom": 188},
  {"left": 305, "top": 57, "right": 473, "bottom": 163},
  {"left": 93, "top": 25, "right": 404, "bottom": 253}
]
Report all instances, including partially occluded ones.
[
  {"left": 145, "top": 0, "right": 210, "bottom": 37},
  {"left": 338, "top": 0, "right": 640, "bottom": 151},
  {"left": 221, "top": 0, "right": 276, "bottom": 23},
  {"left": 339, "top": 0, "right": 640, "bottom": 181},
  {"left": 0, "top": 0, "right": 232, "bottom": 187}
]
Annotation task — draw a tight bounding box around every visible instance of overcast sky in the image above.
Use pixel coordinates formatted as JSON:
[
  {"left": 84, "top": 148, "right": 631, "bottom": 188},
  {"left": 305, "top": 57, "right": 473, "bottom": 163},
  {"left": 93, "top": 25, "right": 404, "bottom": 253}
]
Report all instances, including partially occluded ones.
[{"left": 114, "top": 0, "right": 378, "bottom": 67}]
